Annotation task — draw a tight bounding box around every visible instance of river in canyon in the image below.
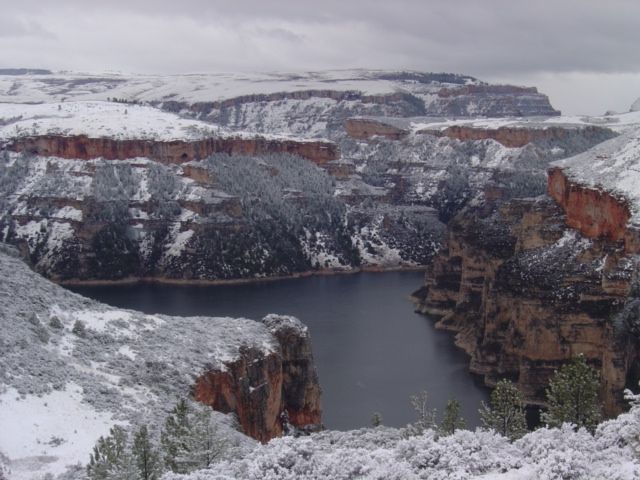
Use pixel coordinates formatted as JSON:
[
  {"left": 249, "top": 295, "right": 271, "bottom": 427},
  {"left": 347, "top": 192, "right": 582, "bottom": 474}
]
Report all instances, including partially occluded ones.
[{"left": 69, "top": 271, "right": 489, "bottom": 430}]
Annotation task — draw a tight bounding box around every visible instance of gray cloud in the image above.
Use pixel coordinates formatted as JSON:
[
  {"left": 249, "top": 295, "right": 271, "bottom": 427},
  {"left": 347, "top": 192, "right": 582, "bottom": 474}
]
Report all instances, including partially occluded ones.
[{"left": 0, "top": 0, "right": 638, "bottom": 114}]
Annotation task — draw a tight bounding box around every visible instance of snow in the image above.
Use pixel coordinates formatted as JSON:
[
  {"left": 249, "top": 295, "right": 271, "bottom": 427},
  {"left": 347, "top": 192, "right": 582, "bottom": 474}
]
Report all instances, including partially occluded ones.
[
  {"left": 0, "top": 249, "right": 281, "bottom": 479},
  {"left": 52, "top": 206, "right": 83, "bottom": 222},
  {"left": 630, "top": 97, "right": 640, "bottom": 112},
  {"left": 0, "top": 70, "right": 475, "bottom": 106},
  {"left": 551, "top": 127, "right": 640, "bottom": 225},
  {"left": 165, "top": 227, "right": 195, "bottom": 258},
  {"left": 0, "top": 101, "right": 223, "bottom": 142},
  {"left": 0, "top": 383, "right": 118, "bottom": 480}
]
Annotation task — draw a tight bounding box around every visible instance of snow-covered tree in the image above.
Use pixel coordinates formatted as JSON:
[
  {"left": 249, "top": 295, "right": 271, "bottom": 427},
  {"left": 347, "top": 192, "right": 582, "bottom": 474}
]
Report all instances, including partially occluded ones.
[
  {"left": 480, "top": 379, "right": 527, "bottom": 440},
  {"left": 161, "top": 399, "right": 228, "bottom": 474},
  {"left": 132, "top": 425, "right": 162, "bottom": 480},
  {"left": 542, "top": 355, "right": 602, "bottom": 432},
  {"left": 440, "top": 398, "right": 466, "bottom": 435},
  {"left": 87, "top": 425, "right": 137, "bottom": 480},
  {"left": 407, "top": 390, "right": 437, "bottom": 435},
  {"left": 371, "top": 412, "right": 383, "bottom": 427}
]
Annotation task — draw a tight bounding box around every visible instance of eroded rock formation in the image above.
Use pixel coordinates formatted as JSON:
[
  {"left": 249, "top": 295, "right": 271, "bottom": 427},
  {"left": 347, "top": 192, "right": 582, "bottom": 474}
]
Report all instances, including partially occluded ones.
[
  {"left": 193, "top": 315, "right": 322, "bottom": 442},
  {"left": 415, "top": 195, "right": 639, "bottom": 415},
  {"left": 547, "top": 166, "right": 640, "bottom": 252},
  {"left": 422, "top": 125, "right": 608, "bottom": 148},
  {"left": 7, "top": 134, "right": 339, "bottom": 166}
]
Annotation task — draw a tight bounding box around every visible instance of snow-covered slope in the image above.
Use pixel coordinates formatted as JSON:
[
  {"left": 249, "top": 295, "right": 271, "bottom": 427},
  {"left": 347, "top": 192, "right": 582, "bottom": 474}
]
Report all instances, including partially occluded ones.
[
  {"left": 163, "top": 410, "right": 640, "bottom": 480},
  {"left": 0, "top": 101, "right": 223, "bottom": 141},
  {"left": 630, "top": 97, "right": 640, "bottom": 113},
  {"left": 0, "top": 245, "right": 288, "bottom": 479},
  {"left": 0, "top": 70, "right": 476, "bottom": 105}
]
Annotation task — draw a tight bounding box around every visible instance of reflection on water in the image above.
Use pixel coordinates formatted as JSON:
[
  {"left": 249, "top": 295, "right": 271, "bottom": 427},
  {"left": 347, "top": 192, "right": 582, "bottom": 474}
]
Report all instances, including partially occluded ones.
[{"left": 69, "top": 271, "right": 489, "bottom": 429}]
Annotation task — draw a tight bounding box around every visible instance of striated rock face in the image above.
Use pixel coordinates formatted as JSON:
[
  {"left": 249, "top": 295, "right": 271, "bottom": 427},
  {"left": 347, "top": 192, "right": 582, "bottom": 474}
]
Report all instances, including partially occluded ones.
[
  {"left": 422, "top": 125, "right": 608, "bottom": 148},
  {"left": 7, "top": 134, "right": 339, "bottom": 166},
  {"left": 548, "top": 167, "right": 632, "bottom": 244},
  {"left": 415, "top": 197, "right": 640, "bottom": 415},
  {"left": 344, "top": 118, "right": 409, "bottom": 140},
  {"left": 193, "top": 315, "right": 322, "bottom": 442}
]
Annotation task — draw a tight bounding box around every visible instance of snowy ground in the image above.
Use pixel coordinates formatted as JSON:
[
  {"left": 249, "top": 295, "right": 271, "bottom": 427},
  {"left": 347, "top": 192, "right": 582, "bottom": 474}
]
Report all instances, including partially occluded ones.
[
  {"left": 0, "top": 70, "right": 477, "bottom": 105},
  {"left": 0, "top": 245, "right": 280, "bottom": 479},
  {"left": 0, "top": 101, "right": 331, "bottom": 143}
]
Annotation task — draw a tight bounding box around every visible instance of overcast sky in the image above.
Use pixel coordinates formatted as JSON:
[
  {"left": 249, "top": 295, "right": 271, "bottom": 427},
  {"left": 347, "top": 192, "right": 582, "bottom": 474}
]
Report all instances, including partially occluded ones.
[{"left": 1, "top": 0, "right": 639, "bottom": 115}]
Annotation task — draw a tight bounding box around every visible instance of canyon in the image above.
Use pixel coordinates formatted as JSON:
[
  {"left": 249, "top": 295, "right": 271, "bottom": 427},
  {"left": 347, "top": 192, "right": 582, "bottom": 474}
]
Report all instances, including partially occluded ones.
[
  {"left": 414, "top": 130, "right": 640, "bottom": 415},
  {"left": 2, "top": 69, "right": 640, "bottom": 479}
]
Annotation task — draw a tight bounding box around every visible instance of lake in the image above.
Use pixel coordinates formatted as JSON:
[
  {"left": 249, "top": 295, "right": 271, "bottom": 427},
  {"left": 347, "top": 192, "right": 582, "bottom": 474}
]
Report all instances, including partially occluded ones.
[{"left": 69, "top": 271, "right": 489, "bottom": 430}]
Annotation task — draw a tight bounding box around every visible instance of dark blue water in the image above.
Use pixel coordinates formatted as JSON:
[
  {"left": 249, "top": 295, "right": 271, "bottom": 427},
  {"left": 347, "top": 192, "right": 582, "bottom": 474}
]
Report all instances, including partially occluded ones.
[{"left": 69, "top": 271, "right": 489, "bottom": 429}]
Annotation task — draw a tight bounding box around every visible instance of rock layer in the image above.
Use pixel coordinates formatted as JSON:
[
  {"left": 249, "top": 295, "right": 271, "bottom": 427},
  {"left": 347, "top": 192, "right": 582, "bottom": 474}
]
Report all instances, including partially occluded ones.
[
  {"left": 415, "top": 197, "right": 639, "bottom": 415},
  {"left": 423, "top": 125, "right": 607, "bottom": 148},
  {"left": 7, "top": 134, "right": 339, "bottom": 166},
  {"left": 547, "top": 167, "right": 640, "bottom": 253}
]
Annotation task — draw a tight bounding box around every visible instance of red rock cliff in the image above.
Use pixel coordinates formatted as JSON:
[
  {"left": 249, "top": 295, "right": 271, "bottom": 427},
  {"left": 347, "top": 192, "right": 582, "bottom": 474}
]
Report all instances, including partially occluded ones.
[
  {"left": 193, "top": 315, "right": 322, "bottom": 443},
  {"left": 415, "top": 197, "right": 639, "bottom": 416},
  {"left": 344, "top": 118, "right": 409, "bottom": 140},
  {"left": 421, "top": 125, "right": 608, "bottom": 148},
  {"left": 7, "top": 134, "right": 339, "bottom": 166},
  {"left": 548, "top": 167, "right": 633, "bottom": 247}
]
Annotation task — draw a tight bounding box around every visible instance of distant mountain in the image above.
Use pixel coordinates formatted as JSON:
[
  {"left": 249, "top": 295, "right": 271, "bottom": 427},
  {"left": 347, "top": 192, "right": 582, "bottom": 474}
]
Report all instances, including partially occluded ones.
[
  {"left": 0, "top": 67, "right": 52, "bottom": 75},
  {"left": 631, "top": 96, "right": 640, "bottom": 112}
]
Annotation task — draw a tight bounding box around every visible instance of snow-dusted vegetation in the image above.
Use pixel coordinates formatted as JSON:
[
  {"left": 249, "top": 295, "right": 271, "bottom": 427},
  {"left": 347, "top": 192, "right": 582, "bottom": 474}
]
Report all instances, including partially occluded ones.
[
  {"left": 0, "top": 245, "right": 270, "bottom": 479},
  {"left": 160, "top": 418, "right": 640, "bottom": 480}
]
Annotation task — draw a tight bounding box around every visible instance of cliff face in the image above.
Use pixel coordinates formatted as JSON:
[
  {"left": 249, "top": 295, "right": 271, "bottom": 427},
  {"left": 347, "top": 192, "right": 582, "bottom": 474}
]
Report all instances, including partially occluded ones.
[
  {"left": 422, "top": 125, "right": 608, "bottom": 148},
  {"left": 344, "top": 118, "right": 408, "bottom": 140},
  {"left": 7, "top": 134, "right": 339, "bottom": 166},
  {"left": 193, "top": 315, "right": 322, "bottom": 443},
  {"left": 416, "top": 197, "right": 639, "bottom": 415},
  {"left": 547, "top": 167, "right": 632, "bottom": 244}
]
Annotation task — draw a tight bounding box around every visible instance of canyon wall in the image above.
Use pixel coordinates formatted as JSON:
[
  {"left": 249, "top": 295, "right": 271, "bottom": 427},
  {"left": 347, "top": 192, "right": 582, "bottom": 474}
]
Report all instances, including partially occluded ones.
[
  {"left": 547, "top": 167, "right": 637, "bottom": 249},
  {"left": 422, "top": 125, "right": 607, "bottom": 148},
  {"left": 415, "top": 196, "right": 639, "bottom": 415},
  {"left": 193, "top": 315, "right": 322, "bottom": 443},
  {"left": 7, "top": 134, "right": 339, "bottom": 166},
  {"left": 343, "top": 118, "right": 409, "bottom": 140}
]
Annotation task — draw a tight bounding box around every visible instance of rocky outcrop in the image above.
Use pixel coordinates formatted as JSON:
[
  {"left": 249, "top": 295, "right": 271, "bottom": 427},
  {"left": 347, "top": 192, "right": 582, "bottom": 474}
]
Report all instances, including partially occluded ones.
[
  {"left": 421, "top": 125, "right": 610, "bottom": 148},
  {"left": 344, "top": 118, "right": 409, "bottom": 140},
  {"left": 548, "top": 167, "right": 632, "bottom": 244},
  {"left": 193, "top": 315, "right": 322, "bottom": 442},
  {"left": 7, "top": 134, "right": 339, "bottom": 166},
  {"left": 415, "top": 197, "right": 639, "bottom": 415}
]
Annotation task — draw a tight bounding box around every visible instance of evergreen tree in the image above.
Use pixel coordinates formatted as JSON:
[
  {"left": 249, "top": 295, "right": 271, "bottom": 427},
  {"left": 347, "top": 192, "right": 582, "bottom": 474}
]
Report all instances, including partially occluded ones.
[
  {"left": 160, "top": 399, "right": 228, "bottom": 473},
  {"left": 479, "top": 379, "right": 527, "bottom": 440},
  {"left": 371, "top": 412, "right": 383, "bottom": 427},
  {"left": 440, "top": 398, "right": 466, "bottom": 435},
  {"left": 87, "top": 426, "right": 137, "bottom": 480},
  {"left": 160, "top": 399, "right": 191, "bottom": 473},
  {"left": 132, "top": 425, "right": 162, "bottom": 480},
  {"left": 542, "top": 355, "right": 602, "bottom": 432}
]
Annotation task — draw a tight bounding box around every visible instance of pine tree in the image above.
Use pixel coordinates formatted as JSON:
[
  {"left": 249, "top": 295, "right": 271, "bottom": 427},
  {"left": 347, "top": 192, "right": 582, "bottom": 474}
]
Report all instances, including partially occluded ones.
[
  {"left": 132, "top": 425, "right": 162, "bottom": 480},
  {"left": 408, "top": 390, "right": 437, "bottom": 435},
  {"left": 440, "top": 398, "right": 466, "bottom": 436},
  {"left": 479, "top": 379, "right": 527, "bottom": 440},
  {"left": 160, "top": 399, "right": 191, "bottom": 473},
  {"left": 371, "top": 412, "right": 383, "bottom": 427},
  {"left": 542, "top": 355, "right": 602, "bottom": 432},
  {"left": 87, "top": 426, "right": 137, "bottom": 480},
  {"left": 160, "top": 399, "right": 228, "bottom": 474}
]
